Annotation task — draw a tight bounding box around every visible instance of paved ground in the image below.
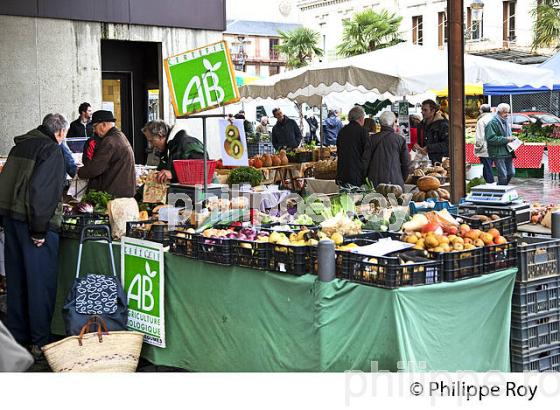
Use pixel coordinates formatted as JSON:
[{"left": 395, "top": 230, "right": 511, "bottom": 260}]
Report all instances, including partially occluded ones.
[{"left": 513, "top": 176, "right": 560, "bottom": 204}]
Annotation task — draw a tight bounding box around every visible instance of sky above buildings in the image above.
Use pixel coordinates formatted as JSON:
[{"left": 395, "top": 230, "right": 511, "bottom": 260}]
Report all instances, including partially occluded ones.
[{"left": 226, "top": 0, "right": 301, "bottom": 23}]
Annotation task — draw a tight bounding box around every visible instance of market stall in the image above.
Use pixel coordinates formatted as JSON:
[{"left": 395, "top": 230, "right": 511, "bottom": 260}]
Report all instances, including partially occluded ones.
[{"left": 51, "top": 238, "right": 515, "bottom": 372}]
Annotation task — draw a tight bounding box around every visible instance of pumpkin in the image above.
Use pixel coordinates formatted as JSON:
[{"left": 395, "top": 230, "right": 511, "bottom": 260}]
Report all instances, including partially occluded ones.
[
  {"left": 412, "top": 191, "right": 426, "bottom": 202},
  {"left": 425, "top": 189, "right": 440, "bottom": 199},
  {"left": 417, "top": 176, "right": 441, "bottom": 192},
  {"left": 279, "top": 150, "right": 289, "bottom": 165},
  {"left": 253, "top": 158, "right": 263, "bottom": 169},
  {"left": 271, "top": 155, "right": 281, "bottom": 166},
  {"left": 263, "top": 154, "right": 272, "bottom": 167},
  {"left": 413, "top": 169, "right": 425, "bottom": 177},
  {"left": 249, "top": 158, "right": 255, "bottom": 167},
  {"left": 437, "top": 188, "right": 450, "bottom": 200}
]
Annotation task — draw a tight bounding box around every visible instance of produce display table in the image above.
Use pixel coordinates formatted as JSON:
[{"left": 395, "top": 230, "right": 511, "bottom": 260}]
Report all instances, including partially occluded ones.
[
  {"left": 305, "top": 178, "right": 339, "bottom": 195},
  {"left": 466, "top": 143, "right": 546, "bottom": 169},
  {"left": 517, "top": 223, "right": 552, "bottom": 237},
  {"left": 52, "top": 239, "right": 516, "bottom": 372}
]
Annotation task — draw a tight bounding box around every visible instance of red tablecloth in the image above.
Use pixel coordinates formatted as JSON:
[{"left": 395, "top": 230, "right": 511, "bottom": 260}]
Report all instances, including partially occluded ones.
[
  {"left": 465, "top": 144, "right": 480, "bottom": 164},
  {"left": 513, "top": 145, "right": 545, "bottom": 169},
  {"left": 466, "top": 143, "right": 544, "bottom": 169},
  {"left": 548, "top": 145, "right": 560, "bottom": 173}
]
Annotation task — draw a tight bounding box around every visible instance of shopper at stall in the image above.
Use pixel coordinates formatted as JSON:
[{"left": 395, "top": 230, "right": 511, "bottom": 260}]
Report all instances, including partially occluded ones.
[
  {"left": 305, "top": 114, "right": 318, "bottom": 142},
  {"left": 366, "top": 111, "right": 410, "bottom": 189},
  {"left": 485, "top": 103, "right": 516, "bottom": 185},
  {"left": 67, "top": 102, "right": 93, "bottom": 139},
  {"left": 475, "top": 104, "right": 495, "bottom": 183},
  {"left": 408, "top": 114, "right": 421, "bottom": 151},
  {"left": 336, "top": 106, "right": 371, "bottom": 187},
  {"left": 414, "top": 99, "right": 449, "bottom": 164},
  {"left": 271, "top": 107, "right": 302, "bottom": 150},
  {"left": 323, "top": 110, "right": 343, "bottom": 146},
  {"left": 255, "top": 116, "right": 269, "bottom": 134},
  {"left": 142, "top": 119, "right": 207, "bottom": 183},
  {"left": 235, "top": 111, "right": 254, "bottom": 135},
  {"left": 0, "top": 113, "right": 68, "bottom": 358},
  {"left": 78, "top": 110, "right": 136, "bottom": 197}
]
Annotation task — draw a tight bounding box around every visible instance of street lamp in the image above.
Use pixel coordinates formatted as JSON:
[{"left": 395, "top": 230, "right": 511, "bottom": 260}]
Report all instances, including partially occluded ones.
[{"left": 236, "top": 35, "right": 248, "bottom": 72}]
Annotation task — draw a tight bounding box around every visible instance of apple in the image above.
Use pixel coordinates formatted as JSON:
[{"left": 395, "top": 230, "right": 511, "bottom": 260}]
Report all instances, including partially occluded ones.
[{"left": 495, "top": 236, "right": 508, "bottom": 245}]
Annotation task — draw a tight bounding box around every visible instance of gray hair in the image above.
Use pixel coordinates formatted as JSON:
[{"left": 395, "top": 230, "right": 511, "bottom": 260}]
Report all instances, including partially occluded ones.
[
  {"left": 348, "top": 106, "right": 365, "bottom": 122},
  {"left": 496, "top": 103, "right": 510, "bottom": 114},
  {"left": 260, "top": 116, "right": 268, "bottom": 124},
  {"left": 379, "top": 111, "right": 396, "bottom": 127},
  {"left": 142, "top": 120, "right": 170, "bottom": 138},
  {"left": 42, "top": 113, "right": 69, "bottom": 134},
  {"left": 480, "top": 104, "right": 491, "bottom": 113}
]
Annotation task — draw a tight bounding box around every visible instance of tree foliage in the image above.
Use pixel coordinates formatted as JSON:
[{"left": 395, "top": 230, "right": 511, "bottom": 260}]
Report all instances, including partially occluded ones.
[
  {"left": 532, "top": 0, "right": 560, "bottom": 50},
  {"left": 337, "top": 9, "right": 403, "bottom": 57},
  {"left": 275, "top": 27, "right": 323, "bottom": 69}
]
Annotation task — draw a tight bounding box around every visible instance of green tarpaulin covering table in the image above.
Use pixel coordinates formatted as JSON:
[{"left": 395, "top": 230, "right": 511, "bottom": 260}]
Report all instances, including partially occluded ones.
[{"left": 52, "top": 238, "right": 516, "bottom": 372}]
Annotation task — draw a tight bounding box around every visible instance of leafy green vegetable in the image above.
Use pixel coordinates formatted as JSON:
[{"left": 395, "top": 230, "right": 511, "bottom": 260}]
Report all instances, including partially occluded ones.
[
  {"left": 330, "top": 193, "right": 356, "bottom": 216},
  {"left": 466, "top": 177, "right": 486, "bottom": 193},
  {"left": 227, "top": 167, "right": 264, "bottom": 187},
  {"left": 82, "top": 190, "right": 113, "bottom": 213}
]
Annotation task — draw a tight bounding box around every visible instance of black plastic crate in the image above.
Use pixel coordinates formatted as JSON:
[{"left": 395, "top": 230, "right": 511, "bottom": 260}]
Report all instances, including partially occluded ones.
[
  {"left": 512, "top": 275, "right": 560, "bottom": 317},
  {"left": 197, "top": 235, "right": 232, "bottom": 265},
  {"left": 309, "top": 239, "right": 375, "bottom": 275},
  {"left": 126, "top": 220, "right": 171, "bottom": 245},
  {"left": 61, "top": 214, "right": 110, "bottom": 239},
  {"left": 231, "top": 239, "right": 273, "bottom": 270},
  {"left": 483, "top": 240, "right": 517, "bottom": 274},
  {"left": 344, "top": 230, "right": 401, "bottom": 241},
  {"left": 169, "top": 229, "right": 198, "bottom": 258},
  {"left": 427, "top": 247, "right": 485, "bottom": 282},
  {"left": 511, "top": 346, "right": 560, "bottom": 372},
  {"left": 293, "top": 151, "right": 313, "bottom": 163},
  {"left": 458, "top": 203, "right": 531, "bottom": 226},
  {"left": 511, "top": 311, "right": 560, "bottom": 352},
  {"left": 339, "top": 249, "right": 443, "bottom": 289},
  {"left": 516, "top": 237, "right": 560, "bottom": 282},
  {"left": 247, "top": 142, "right": 274, "bottom": 157},
  {"left": 271, "top": 244, "right": 311, "bottom": 276},
  {"left": 453, "top": 210, "right": 516, "bottom": 236}
]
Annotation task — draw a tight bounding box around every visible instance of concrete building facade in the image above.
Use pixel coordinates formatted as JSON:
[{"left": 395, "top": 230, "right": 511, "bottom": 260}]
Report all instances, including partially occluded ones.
[{"left": 0, "top": 0, "right": 226, "bottom": 159}]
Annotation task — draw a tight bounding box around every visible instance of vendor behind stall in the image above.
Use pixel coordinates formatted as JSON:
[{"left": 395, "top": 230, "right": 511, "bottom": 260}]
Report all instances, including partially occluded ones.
[{"left": 142, "top": 120, "right": 208, "bottom": 183}]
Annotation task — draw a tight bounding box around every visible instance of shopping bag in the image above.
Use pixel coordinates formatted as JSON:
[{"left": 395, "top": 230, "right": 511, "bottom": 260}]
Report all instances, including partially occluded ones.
[{"left": 63, "top": 225, "right": 128, "bottom": 335}]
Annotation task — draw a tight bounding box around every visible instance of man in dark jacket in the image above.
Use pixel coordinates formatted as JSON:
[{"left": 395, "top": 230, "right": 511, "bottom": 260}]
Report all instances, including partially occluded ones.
[
  {"left": 485, "top": 103, "right": 516, "bottom": 185},
  {"left": 414, "top": 99, "right": 449, "bottom": 164},
  {"left": 142, "top": 120, "right": 208, "bottom": 183},
  {"left": 323, "top": 110, "right": 343, "bottom": 146},
  {"left": 336, "top": 106, "right": 372, "bottom": 187},
  {"left": 0, "top": 113, "right": 67, "bottom": 357},
  {"left": 367, "top": 111, "right": 410, "bottom": 189},
  {"left": 78, "top": 110, "right": 136, "bottom": 198},
  {"left": 68, "top": 102, "right": 93, "bottom": 139},
  {"left": 271, "top": 108, "right": 302, "bottom": 150}
]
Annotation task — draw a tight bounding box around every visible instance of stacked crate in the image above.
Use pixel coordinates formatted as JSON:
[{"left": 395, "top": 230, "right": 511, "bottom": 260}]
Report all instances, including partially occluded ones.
[{"left": 511, "top": 237, "right": 560, "bottom": 372}]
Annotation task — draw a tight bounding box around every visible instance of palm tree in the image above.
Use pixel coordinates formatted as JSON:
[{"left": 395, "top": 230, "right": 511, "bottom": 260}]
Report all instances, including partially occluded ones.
[
  {"left": 275, "top": 27, "right": 323, "bottom": 69},
  {"left": 337, "top": 9, "right": 403, "bottom": 57},
  {"left": 532, "top": 0, "right": 560, "bottom": 50}
]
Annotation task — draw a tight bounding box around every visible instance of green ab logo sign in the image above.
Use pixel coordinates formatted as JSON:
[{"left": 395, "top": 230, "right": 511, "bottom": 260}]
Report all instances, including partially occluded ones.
[
  {"left": 127, "top": 261, "right": 157, "bottom": 313},
  {"left": 165, "top": 41, "right": 240, "bottom": 117}
]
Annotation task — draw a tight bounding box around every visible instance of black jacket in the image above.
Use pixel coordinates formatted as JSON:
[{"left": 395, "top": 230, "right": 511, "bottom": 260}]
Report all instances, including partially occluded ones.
[
  {"left": 336, "top": 121, "right": 371, "bottom": 187},
  {"left": 418, "top": 112, "right": 449, "bottom": 163},
  {"left": 68, "top": 118, "right": 93, "bottom": 139},
  {"left": 367, "top": 126, "right": 410, "bottom": 188},
  {"left": 271, "top": 117, "right": 302, "bottom": 149},
  {"left": 157, "top": 130, "right": 207, "bottom": 183},
  {"left": 0, "top": 126, "right": 65, "bottom": 238}
]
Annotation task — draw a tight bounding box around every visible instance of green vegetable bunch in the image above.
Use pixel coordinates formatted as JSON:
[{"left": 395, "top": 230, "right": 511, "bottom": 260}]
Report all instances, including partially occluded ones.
[
  {"left": 466, "top": 177, "right": 486, "bottom": 193},
  {"left": 82, "top": 190, "right": 113, "bottom": 213},
  {"left": 227, "top": 167, "right": 264, "bottom": 187}
]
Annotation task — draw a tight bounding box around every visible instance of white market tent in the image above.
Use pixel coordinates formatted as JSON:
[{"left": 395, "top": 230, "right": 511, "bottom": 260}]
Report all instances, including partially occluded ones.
[{"left": 240, "top": 43, "right": 555, "bottom": 106}]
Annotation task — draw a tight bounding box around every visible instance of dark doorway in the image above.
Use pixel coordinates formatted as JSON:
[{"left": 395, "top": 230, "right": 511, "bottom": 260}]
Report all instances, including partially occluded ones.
[{"left": 101, "top": 40, "right": 162, "bottom": 164}]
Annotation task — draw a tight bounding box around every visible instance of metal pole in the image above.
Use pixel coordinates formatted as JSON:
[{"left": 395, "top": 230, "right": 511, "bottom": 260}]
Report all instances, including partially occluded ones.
[
  {"left": 317, "top": 239, "right": 336, "bottom": 282},
  {"left": 202, "top": 116, "right": 208, "bottom": 196},
  {"left": 552, "top": 212, "right": 560, "bottom": 239},
  {"left": 448, "top": 0, "right": 466, "bottom": 203},
  {"left": 319, "top": 98, "right": 323, "bottom": 148}
]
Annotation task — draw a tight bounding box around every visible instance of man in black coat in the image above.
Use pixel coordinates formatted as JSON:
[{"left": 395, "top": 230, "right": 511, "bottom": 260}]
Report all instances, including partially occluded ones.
[
  {"left": 271, "top": 108, "right": 302, "bottom": 150},
  {"left": 414, "top": 99, "right": 449, "bottom": 164},
  {"left": 336, "top": 106, "right": 372, "bottom": 187},
  {"left": 67, "top": 102, "right": 93, "bottom": 139},
  {"left": 367, "top": 111, "right": 410, "bottom": 189}
]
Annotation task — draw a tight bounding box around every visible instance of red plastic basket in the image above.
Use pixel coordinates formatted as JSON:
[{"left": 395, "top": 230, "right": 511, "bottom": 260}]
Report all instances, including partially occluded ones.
[{"left": 173, "top": 160, "right": 217, "bottom": 185}]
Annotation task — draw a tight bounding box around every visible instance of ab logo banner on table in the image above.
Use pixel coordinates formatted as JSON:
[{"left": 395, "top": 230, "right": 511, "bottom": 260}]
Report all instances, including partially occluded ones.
[
  {"left": 121, "top": 237, "right": 165, "bottom": 348},
  {"left": 164, "top": 40, "right": 240, "bottom": 116},
  {"left": 219, "top": 119, "right": 249, "bottom": 167}
]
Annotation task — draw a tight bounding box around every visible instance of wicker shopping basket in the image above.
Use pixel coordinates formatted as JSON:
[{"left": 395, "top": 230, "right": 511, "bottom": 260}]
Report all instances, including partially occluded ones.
[{"left": 42, "top": 316, "right": 144, "bottom": 372}]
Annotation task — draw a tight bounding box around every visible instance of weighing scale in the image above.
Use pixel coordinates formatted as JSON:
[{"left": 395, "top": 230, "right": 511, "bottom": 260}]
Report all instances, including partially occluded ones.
[
  {"left": 465, "top": 184, "right": 519, "bottom": 205},
  {"left": 461, "top": 184, "right": 530, "bottom": 225}
]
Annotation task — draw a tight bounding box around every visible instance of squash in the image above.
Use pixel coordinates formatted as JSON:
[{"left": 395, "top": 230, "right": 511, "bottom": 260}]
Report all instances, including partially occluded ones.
[
  {"left": 417, "top": 176, "right": 441, "bottom": 192},
  {"left": 279, "top": 150, "right": 289, "bottom": 165},
  {"left": 413, "top": 169, "right": 425, "bottom": 177},
  {"left": 138, "top": 210, "right": 149, "bottom": 221},
  {"left": 263, "top": 154, "right": 272, "bottom": 167},
  {"left": 437, "top": 188, "right": 450, "bottom": 200},
  {"left": 412, "top": 191, "right": 426, "bottom": 202},
  {"left": 271, "top": 155, "right": 281, "bottom": 166},
  {"left": 253, "top": 158, "right": 263, "bottom": 169},
  {"left": 425, "top": 189, "right": 439, "bottom": 199}
]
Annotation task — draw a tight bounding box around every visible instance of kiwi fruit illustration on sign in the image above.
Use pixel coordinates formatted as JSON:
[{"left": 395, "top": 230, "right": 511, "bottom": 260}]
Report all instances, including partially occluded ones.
[{"left": 221, "top": 119, "right": 248, "bottom": 166}]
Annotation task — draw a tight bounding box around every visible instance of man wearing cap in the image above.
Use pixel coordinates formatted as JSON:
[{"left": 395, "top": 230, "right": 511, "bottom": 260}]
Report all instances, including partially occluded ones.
[{"left": 77, "top": 110, "right": 136, "bottom": 198}]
